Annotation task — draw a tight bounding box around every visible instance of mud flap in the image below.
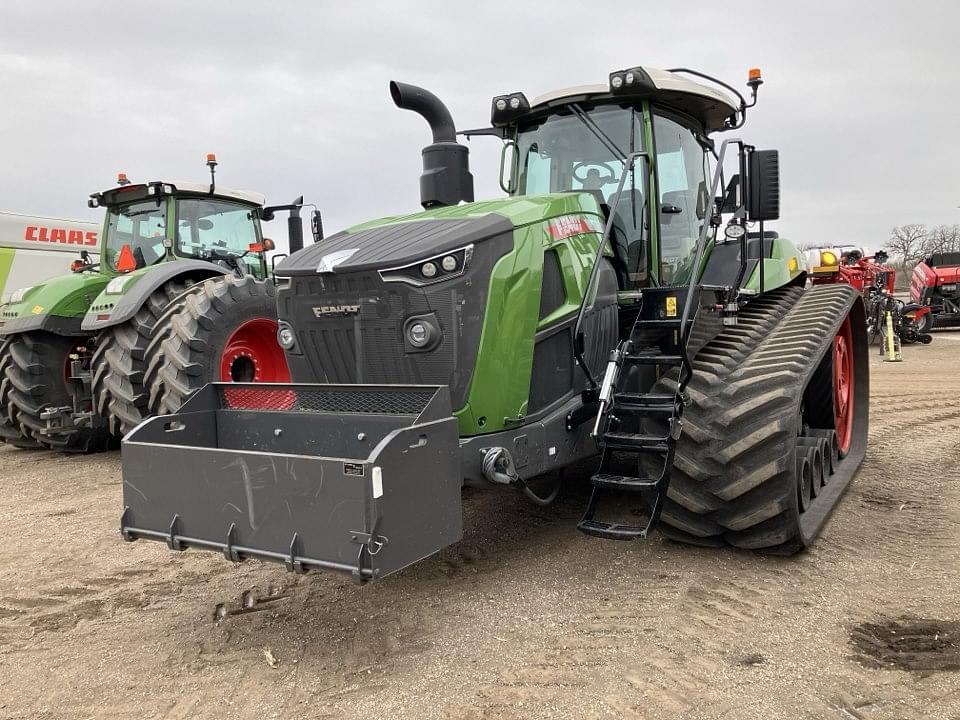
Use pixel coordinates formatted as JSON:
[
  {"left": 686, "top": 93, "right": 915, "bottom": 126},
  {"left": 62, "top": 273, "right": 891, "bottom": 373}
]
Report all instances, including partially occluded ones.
[{"left": 120, "top": 383, "right": 462, "bottom": 582}]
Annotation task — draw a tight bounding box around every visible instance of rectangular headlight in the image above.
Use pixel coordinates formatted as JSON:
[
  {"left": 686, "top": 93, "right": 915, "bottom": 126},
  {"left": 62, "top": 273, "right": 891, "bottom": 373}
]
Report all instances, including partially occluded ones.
[{"left": 490, "top": 92, "right": 530, "bottom": 127}]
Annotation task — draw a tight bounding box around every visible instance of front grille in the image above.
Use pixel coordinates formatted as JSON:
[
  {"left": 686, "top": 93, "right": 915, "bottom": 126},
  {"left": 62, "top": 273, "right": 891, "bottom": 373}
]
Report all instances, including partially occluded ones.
[
  {"left": 220, "top": 386, "right": 435, "bottom": 415},
  {"left": 276, "top": 229, "right": 512, "bottom": 411}
]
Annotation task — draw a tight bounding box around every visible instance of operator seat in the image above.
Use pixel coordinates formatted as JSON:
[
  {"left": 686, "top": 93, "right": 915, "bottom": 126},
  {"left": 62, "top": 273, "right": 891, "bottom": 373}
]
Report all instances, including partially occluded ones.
[{"left": 610, "top": 189, "right": 646, "bottom": 288}]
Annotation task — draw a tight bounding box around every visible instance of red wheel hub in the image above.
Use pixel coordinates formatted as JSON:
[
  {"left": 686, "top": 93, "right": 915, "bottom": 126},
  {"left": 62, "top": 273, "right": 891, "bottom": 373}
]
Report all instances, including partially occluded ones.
[
  {"left": 219, "top": 318, "right": 291, "bottom": 384},
  {"left": 833, "top": 316, "right": 854, "bottom": 455}
]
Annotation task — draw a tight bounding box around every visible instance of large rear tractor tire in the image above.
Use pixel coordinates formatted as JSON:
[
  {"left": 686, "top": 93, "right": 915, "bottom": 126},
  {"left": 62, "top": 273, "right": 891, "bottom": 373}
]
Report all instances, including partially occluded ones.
[
  {"left": 644, "top": 284, "right": 869, "bottom": 554},
  {"left": 146, "top": 275, "right": 290, "bottom": 416},
  {"left": 4, "top": 332, "right": 115, "bottom": 453},
  {"left": 90, "top": 280, "right": 192, "bottom": 437},
  {"left": 0, "top": 337, "right": 41, "bottom": 449}
]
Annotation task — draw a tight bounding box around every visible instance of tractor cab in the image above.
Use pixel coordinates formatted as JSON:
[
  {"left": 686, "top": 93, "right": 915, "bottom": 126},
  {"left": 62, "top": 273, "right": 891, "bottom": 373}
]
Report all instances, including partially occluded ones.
[
  {"left": 89, "top": 175, "right": 271, "bottom": 280},
  {"left": 487, "top": 67, "right": 750, "bottom": 290}
]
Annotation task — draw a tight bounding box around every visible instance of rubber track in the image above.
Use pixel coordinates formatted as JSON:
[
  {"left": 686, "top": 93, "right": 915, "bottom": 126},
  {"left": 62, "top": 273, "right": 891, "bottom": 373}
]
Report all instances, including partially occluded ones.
[
  {"left": 145, "top": 275, "right": 277, "bottom": 416},
  {"left": 646, "top": 283, "right": 868, "bottom": 554},
  {"left": 91, "top": 280, "right": 191, "bottom": 436},
  {"left": 0, "top": 336, "right": 40, "bottom": 448}
]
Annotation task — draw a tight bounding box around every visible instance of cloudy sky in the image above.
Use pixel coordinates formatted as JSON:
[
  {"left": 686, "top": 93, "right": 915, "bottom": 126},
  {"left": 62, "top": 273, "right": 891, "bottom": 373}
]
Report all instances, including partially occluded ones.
[{"left": 1, "top": 1, "right": 957, "bottom": 252}]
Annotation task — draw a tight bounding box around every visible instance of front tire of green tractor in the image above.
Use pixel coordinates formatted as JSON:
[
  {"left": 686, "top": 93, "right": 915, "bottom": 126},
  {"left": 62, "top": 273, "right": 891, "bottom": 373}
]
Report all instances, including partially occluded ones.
[
  {"left": 0, "top": 337, "right": 42, "bottom": 449},
  {"left": 644, "top": 284, "right": 869, "bottom": 554},
  {"left": 90, "top": 280, "right": 191, "bottom": 437},
  {"left": 4, "top": 332, "right": 115, "bottom": 453},
  {"left": 146, "top": 275, "right": 290, "bottom": 416}
]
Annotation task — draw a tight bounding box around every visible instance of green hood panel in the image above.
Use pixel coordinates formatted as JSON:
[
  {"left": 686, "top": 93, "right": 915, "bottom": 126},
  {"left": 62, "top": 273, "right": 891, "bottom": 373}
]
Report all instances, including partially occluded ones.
[
  {"left": 346, "top": 193, "right": 604, "bottom": 233},
  {"left": 743, "top": 236, "right": 805, "bottom": 292},
  {"left": 0, "top": 271, "right": 110, "bottom": 335}
]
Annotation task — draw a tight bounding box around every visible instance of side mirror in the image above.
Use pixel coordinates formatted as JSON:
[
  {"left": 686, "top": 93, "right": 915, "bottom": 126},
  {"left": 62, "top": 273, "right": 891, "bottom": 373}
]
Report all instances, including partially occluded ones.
[
  {"left": 747, "top": 149, "right": 780, "bottom": 221},
  {"left": 311, "top": 209, "right": 324, "bottom": 243}
]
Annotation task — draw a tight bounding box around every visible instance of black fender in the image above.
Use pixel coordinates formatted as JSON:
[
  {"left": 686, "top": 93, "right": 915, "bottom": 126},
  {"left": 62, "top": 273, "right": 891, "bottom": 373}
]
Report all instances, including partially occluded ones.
[
  {"left": 0, "top": 313, "right": 85, "bottom": 337},
  {"left": 80, "top": 260, "right": 230, "bottom": 332},
  {"left": 901, "top": 302, "right": 925, "bottom": 314}
]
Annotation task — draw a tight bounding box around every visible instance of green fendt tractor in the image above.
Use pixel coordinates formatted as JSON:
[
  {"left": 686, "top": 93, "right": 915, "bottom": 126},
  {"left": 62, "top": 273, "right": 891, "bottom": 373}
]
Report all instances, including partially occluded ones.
[
  {"left": 0, "top": 157, "right": 307, "bottom": 451},
  {"left": 120, "top": 66, "right": 868, "bottom": 580}
]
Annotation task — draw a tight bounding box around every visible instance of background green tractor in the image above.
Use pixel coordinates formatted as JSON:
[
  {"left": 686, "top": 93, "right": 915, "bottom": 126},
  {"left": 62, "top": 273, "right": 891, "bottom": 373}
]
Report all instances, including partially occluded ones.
[
  {"left": 0, "top": 157, "right": 308, "bottom": 451},
  {"left": 120, "top": 66, "right": 869, "bottom": 580}
]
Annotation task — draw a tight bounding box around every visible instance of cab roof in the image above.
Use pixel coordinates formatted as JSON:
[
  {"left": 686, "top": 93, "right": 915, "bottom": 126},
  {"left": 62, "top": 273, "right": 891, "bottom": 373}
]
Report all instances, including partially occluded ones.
[
  {"left": 528, "top": 67, "right": 740, "bottom": 133},
  {"left": 92, "top": 181, "right": 265, "bottom": 209}
]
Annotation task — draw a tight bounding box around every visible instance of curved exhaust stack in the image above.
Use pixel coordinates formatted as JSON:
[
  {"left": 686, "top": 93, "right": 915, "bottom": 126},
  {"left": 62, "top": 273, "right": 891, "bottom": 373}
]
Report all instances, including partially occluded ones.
[{"left": 390, "top": 81, "right": 474, "bottom": 209}]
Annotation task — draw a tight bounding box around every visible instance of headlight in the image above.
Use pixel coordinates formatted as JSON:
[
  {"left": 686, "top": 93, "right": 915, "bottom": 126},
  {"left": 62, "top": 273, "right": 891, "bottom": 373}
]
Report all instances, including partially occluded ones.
[
  {"left": 277, "top": 325, "right": 296, "bottom": 349},
  {"left": 105, "top": 276, "right": 129, "bottom": 294},
  {"left": 9, "top": 286, "right": 32, "bottom": 304},
  {"left": 408, "top": 322, "right": 430, "bottom": 347},
  {"left": 379, "top": 244, "right": 473, "bottom": 287},
  {"left": 404, "top": 316, "right": 440, "bottom": 351}
]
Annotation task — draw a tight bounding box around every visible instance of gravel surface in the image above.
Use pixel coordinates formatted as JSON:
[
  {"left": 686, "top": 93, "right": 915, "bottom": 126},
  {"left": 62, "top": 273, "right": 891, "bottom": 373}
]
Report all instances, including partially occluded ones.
[{"left": 1, "top": 331, "right": 959, "bottom": 719}]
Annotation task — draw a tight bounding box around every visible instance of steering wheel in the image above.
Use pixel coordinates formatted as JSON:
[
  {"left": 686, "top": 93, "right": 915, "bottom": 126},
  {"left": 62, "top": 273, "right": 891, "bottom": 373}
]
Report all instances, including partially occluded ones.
[{"left": 573, "top": 162, "right": 617, "bottom": 189}]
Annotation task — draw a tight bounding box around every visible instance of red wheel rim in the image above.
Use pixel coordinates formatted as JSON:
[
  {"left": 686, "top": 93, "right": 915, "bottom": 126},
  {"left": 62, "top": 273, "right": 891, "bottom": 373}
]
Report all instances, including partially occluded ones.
[
  {"left": 833, "top": 316, "right": 854, "bottom": 455},
  {"left": 219, "top": 318, "right": 291, "bottom": 383}
]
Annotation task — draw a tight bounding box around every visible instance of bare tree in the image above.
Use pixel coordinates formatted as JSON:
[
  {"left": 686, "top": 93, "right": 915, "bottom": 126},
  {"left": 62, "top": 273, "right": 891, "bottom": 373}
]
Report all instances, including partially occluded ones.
[
  {"left": 884, "top": 224, "right": 928, "bottom": 267},
  {"left": 925, "top": 224, "right": 960, "bottom": 255}
]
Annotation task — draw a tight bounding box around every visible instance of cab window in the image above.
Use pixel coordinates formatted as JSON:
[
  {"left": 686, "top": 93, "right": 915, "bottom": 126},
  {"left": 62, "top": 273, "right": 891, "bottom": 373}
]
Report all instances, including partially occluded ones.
[
  {"left": 653, "top": 114, "right": 709, "bottom": 285},
  {"left": 104, "top": 200, "right": 167, "bottom": 271},
  {"left": 175, "top": 198, "right": 264, "bottom": 277}
]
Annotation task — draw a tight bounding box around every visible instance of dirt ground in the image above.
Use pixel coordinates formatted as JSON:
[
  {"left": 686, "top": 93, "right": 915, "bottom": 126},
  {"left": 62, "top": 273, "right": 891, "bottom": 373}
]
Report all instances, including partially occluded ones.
[{"left": 1, "top": 332, "right": 959, "bottom": 720}]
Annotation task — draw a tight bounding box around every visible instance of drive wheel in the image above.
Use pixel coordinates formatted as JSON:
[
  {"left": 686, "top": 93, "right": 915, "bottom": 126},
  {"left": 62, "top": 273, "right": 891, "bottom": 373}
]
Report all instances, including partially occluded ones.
[
  {"left": 146, "top": 275, "right": 289, "bottom": 416},
  {"left": 90, "top": 280, "right": 192, "bottom": 436},
  {"left": 5, "top": 332, "right": 115, "bottom": 453},
  {"left": 915, "top": 311, "right": 933, "bottom": 335},
  {"left": 0, "top": 337, "right": 41, "bottom": 448}
]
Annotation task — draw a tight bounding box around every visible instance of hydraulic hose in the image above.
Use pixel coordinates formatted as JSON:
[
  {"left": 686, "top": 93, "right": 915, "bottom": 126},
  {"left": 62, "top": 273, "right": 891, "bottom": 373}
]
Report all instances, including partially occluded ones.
[{"left": 481, "top": 447, "right": 562, "bottom": 507}]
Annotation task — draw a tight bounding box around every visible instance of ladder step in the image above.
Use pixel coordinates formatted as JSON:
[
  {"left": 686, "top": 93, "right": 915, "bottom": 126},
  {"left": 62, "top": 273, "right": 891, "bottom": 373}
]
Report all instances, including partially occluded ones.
[
  {"left": 602, "top": 432, "right": 670, "bottom": 452},
  {"left": 638, "top": 318, "right": 685, "bottom": 328},
  {"left": 625, "top": 353, "right": 683, "bottom": 366},
  {"left": 591, "top": 473, "right": 660, "bottom": 491},
  {"left": 577, "top": 518, "right": 647, "bottom": 540},
  {"left": 612, "top": 394, "right": 675, "bottom": 416},
  {"left": 614, "top": 392, "right": 675, "bottom": 405}
]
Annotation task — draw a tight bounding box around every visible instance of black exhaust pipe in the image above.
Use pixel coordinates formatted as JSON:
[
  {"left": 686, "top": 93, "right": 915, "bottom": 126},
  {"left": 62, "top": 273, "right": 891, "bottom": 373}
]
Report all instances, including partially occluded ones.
[
  {"left": 287, "top": 195, "right": 304, "bottom": 254},
  {"left": 390, "top": 81, "right": 474, "bottom": 209}
]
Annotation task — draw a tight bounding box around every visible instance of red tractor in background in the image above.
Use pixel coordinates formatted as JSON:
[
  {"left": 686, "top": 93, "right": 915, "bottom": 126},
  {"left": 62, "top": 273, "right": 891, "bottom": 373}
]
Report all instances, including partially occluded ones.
[
  {"left": 809, "top": 247, "right": 932, "bottom": 348},
  {"left": 911, "top": 251, "right": 960, "bottom": 331}
]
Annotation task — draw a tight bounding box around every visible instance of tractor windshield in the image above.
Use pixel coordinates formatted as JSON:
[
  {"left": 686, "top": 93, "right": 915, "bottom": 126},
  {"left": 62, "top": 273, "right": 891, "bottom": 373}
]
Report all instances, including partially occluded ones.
[
  {"left": 515, "top": 105, "right": 650, "bottom": 287},
  {"left": 175, "top": 197, "right": 261, "bottom": 273},
  {"left": 104, "top": 199, "right": 168, "bottom": 272},
  {"left": 515, "top": 105, "right": 712, "bottom": 287}
]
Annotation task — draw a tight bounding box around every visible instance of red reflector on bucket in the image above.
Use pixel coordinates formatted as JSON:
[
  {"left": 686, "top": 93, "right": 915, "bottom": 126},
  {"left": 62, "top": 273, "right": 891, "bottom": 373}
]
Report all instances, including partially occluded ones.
[
  {"left": 97, "top": 313, "right": 111, "bottom": 321},
  {"left": 222, "top": 387, "right": 297, "bottom": 410}
]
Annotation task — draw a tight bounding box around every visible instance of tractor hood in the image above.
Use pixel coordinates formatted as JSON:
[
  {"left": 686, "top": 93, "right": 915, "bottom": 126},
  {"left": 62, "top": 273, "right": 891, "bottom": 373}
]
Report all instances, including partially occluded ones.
[
  {"left": 0, "top": 271, "right": 110, "bottom": 336},
  {"left": 275, "top": 194, "right": 604, "bottom": 278}
]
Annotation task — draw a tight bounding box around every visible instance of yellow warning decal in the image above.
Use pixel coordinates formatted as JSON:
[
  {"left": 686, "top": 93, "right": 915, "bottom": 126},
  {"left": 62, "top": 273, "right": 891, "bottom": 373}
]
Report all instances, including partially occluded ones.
[
  {"left": 31, "top": 305, "right": 43, "bottom": 315},
  {"left": 665, "top": 296, "right": 677, "bottom": 317}
]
